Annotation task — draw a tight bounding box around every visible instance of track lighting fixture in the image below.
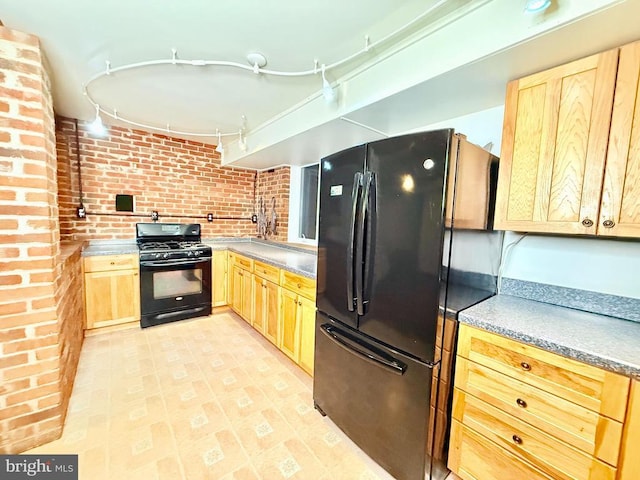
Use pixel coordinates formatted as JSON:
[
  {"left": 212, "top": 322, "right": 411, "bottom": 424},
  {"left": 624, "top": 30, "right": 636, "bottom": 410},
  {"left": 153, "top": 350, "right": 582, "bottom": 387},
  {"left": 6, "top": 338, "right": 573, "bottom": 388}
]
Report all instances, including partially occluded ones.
[
  {"left": 82, "top": 0, "right": 456, "bottom": 149},
  {"left": 321, "top": 64, "right": 337, "bottom": 104},
  {"left": 215, "top": 131, "right": 224, "bottom": 157},
  {"left": 524, "top": 0, "right": 551, "bottom": 13},
  {"left": 89, "top": 104, "right": 107, "bottom": 137}
]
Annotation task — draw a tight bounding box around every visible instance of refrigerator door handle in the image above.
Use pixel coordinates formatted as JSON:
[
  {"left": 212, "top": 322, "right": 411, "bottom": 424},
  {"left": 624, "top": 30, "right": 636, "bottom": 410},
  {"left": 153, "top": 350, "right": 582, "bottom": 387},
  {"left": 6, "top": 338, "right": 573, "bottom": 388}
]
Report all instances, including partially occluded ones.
[
  {"left": 347, "top": 172, "right": 363, "bottom": 312},
  {"left": 320, "top": 323, "right": 407, "bottom": 375},
  {"left": 355, "top": 171, "right": 372, "bottom": 316}
]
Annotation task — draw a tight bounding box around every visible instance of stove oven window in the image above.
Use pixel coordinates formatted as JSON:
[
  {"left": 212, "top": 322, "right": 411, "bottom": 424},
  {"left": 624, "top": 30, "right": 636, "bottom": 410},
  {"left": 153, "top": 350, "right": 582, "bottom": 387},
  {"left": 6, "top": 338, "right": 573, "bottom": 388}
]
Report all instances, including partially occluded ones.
[{"left": 153, "top": 268, "right": 203, "bottom": 299}]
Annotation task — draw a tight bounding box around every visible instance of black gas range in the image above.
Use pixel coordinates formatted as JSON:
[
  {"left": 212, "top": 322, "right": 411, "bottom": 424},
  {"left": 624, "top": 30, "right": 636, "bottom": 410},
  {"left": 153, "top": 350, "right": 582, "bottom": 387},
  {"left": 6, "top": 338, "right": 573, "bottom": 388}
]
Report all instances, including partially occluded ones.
[{"left": 136, "top": 223, "right": 212, "bottom": 328}]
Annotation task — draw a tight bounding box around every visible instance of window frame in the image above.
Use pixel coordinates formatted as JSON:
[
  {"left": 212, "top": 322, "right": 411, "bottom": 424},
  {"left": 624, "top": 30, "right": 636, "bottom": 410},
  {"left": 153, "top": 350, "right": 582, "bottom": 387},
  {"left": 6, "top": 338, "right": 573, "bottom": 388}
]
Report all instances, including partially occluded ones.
[{"left": 288, "top": 163, "right": 320, "bottom": 245}]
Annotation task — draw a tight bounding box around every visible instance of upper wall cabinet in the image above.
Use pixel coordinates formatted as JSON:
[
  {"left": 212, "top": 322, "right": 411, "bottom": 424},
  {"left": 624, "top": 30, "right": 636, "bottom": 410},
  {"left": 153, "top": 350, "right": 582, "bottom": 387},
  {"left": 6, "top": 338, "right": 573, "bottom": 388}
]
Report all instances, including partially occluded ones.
[
  {"left": 495, "top": 40, "right": 640, "bottom": 237},
  {"left": 602, "top": 41, "right": 640, "bottom": 237}
]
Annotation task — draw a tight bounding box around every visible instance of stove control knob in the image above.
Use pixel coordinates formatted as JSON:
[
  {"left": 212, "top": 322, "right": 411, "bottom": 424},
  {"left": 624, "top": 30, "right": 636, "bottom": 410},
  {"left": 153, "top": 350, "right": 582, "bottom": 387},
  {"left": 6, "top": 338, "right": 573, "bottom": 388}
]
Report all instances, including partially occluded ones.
[
  {"left": 155, "top": 253, "right": 162, "bottom": 259},
  {"left": 194, "top": 251, "right": 201, "bottom": 256},
  {"left": 187, "top": 251, "right": 194, "bottom": 257},
  {"left": 163, "top": 253, "right": 170, "bottom": 259}
]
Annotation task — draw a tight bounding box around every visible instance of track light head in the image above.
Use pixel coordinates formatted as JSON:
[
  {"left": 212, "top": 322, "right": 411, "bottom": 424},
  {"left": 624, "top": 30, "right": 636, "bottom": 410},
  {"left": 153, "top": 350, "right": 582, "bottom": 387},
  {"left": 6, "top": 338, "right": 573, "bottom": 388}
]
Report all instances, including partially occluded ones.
[
  {"left": 89, "top": 104, "right": 107, "bottom": 137},
  {"left": 321, "top": 64, "right": 338, "bottom": 104},
  {"left": 215, "top": 132, "right": 224, "bottom": 156}
]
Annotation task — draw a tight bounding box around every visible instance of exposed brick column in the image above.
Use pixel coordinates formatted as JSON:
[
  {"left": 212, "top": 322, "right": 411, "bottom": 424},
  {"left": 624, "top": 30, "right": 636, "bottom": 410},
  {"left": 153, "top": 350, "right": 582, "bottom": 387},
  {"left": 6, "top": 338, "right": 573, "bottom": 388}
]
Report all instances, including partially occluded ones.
[{"left": 0, "top": 26, "right": 64, "bottom": 453}]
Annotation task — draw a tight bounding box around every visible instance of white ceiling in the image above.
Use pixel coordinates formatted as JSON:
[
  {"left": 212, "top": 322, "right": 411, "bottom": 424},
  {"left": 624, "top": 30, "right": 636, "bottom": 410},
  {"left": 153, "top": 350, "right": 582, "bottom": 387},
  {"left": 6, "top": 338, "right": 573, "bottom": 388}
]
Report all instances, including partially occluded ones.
[
  {"left": 0, "top": 0, "right": 455, "bottom": 134},
  {"left": 2, "top": 0, "right": 640, "bottom": 169}
]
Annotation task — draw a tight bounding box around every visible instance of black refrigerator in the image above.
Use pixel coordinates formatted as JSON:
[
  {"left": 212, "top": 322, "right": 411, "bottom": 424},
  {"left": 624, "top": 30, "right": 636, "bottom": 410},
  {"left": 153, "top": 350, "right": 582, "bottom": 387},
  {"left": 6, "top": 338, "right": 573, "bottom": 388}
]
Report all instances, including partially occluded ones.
[{"left": 313, "top": 129, "right": 503, "bottom": 480}]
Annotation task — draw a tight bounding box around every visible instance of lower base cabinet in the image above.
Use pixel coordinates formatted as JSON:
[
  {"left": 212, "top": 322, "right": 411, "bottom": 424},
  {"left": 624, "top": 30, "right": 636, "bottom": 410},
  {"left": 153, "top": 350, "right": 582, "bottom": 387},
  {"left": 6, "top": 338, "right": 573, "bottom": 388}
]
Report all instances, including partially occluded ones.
[
  {"left": 212, "top": 250, "right": 227, "bottom": 307},
  {"left": 230, "top": 264, "right": 252, "bottom": 322},
  {"left": 297, "top": 296, "right": 316, "bottom": 375},
  {"left": 226, "top": 252, "right": 317, "bottom": 376},
  {"left": 252, "top": 274, "right": 279, "bottom": 345},
  {"left": 449, "top": 325, "right": 633, "bottom": 480},
  {"left": 84, "top": 254, "right": 140, "bottom": 329},
  {"left": 279, "top": 286, "right": 316, "bottom": 375},
  {"left": 619, "top": 380, "right": 640, "bottom": 480}
]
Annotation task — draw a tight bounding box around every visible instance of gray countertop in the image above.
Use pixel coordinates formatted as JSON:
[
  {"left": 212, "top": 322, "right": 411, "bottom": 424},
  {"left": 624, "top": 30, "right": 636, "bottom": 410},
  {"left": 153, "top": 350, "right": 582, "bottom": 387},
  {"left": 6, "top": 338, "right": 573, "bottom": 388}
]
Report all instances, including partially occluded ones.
[
  {"left": 82, "top": 238, "right": 317, "bottom": 279},
  {"left": 459, "top": 294, "right": 640, "bottom": 380},
  {"left": 204, "top": 240, "right": 316, "bottom": 278},
  {"left": 81, "top": 240, "right": 138, "bottom": 256}
]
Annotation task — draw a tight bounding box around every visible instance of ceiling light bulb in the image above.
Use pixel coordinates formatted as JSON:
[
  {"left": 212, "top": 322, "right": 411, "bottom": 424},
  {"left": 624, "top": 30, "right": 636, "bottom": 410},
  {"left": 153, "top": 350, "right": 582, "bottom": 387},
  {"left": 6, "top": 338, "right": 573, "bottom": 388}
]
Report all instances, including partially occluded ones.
[
  {"left": 524, "top": 0, "right": 551, "bottom": 13},
  {"left": 89, "top": 104, "right": 107, "bottom": 137}
]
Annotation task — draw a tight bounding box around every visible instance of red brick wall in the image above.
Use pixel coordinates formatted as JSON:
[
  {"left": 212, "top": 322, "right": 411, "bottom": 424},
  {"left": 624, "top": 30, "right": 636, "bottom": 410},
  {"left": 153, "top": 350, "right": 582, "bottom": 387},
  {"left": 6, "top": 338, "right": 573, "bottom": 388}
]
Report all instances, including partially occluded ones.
[
  {"left": 56, "top": 117, "right": 290, "bottom": 240},
  {"left": 0, "top": 26, "right": 71, "bottom": 453},
  {"left": 255, "top": 166, "right": 290, "bottom": 241},
  {"left": 54, "top": 246, "right": 83, "bottom": 429}
]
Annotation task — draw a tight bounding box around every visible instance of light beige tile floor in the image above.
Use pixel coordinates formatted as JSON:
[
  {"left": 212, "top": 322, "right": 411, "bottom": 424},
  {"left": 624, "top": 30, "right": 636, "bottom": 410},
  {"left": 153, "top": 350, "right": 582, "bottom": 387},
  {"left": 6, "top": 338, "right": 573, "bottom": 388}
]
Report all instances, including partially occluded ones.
[{"left": 27, "top": 310, "right": 416, "bottom": 480}]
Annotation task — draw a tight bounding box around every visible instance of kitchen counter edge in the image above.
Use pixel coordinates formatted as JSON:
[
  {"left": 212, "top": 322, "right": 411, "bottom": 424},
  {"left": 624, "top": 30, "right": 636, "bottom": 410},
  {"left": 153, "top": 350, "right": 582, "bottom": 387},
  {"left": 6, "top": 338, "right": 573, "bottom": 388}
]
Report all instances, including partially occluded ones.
[
  {"left": 82, "top": 239, "right": 317, "bottom": 279},
  {"left": 458, "top": 294, "right": 640, "bottom": 380}
]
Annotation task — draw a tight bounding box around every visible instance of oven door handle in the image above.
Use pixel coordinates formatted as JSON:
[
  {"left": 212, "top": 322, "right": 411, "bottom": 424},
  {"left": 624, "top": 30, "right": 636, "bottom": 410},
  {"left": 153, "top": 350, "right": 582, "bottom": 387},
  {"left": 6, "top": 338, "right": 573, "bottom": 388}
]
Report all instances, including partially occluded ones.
[{"left": 140, "top": 258, "right": 211, "bottom": 267}]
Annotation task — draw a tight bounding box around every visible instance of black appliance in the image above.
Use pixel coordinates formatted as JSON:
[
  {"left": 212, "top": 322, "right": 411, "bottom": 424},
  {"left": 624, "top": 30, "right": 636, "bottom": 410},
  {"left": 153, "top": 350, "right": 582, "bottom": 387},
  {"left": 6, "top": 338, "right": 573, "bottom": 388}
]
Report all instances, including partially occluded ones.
[
  {"left": 136, "top": 223, "right": 212, "bottom": 328},
  {"left": 313, "top": 130, "right": 503, "bottom": 480}
]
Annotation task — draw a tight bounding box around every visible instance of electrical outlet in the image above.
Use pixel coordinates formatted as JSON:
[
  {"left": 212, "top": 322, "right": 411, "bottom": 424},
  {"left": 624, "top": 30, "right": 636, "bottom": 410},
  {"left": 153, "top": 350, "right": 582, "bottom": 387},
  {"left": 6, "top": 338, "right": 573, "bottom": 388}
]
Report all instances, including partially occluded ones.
[
  {"left": 207, "top": 213, "right": 214, "bottom": 222},
  {"left": 151, "top": 211, "right": 159, "bottom": 221},
  {"left": 251, "top": 214, "right": 258, "bottom": 223},
  {"left": 76, "top": 206, "right": 86, "bottom": 218}
]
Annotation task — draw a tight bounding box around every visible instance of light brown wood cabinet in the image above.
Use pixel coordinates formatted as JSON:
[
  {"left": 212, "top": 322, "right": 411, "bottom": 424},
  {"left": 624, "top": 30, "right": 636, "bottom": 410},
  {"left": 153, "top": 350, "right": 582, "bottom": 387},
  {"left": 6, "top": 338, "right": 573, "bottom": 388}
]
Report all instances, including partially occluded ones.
[
  {"left": 212, "top": 250, "right": 227, "bottom": 307},
  {"left": 228, "top": 252, "right": 253, "bottom": 322},
  {"left": 495, "top": 40, "right": 640, "bottom": 237},
  {"left": 223, "top": 250, "right": 317, "bottom": 375},
  {"left": 449, "top": 325, "right": 633, "bottom": 480},
  {"left": 83, "top": 254, "right": 140, "bottom": 329},
  {"left": 252, "top": 261, "right": 279, "bottom": 345},
  {"left": 297, "top": 295, "right": 316, "bottom": 375},
  {"left": 278, "top": 270, "right": 316, "bottom": 375},
  {"left": 619, "top": 380, "right": 640, "bottom": 480}
]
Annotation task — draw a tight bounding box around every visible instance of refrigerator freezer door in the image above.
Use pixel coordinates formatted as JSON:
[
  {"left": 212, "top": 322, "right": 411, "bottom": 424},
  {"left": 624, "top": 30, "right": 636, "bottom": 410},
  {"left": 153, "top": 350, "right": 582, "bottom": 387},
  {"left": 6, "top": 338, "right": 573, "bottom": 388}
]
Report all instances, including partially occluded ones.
[
  {"left": 316, "top": 144, "right": 366, "bottom": 329},
  {"left": 359, "top": 130, "right": 451, "bottom": 362},
  {"left": 313, "top": 314, "right": 435, "bottom": 480}
]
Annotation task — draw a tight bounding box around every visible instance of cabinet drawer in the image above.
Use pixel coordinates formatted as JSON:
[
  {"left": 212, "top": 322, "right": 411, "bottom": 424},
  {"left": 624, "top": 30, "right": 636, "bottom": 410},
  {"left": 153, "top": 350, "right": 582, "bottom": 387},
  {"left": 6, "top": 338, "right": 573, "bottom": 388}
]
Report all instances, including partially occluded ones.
[
  {"left": 84, "top": 254, "right": 138, "bottom": 272},
  {"left": 452, "top": 389, "right": 617, "bottom": 479},
  {"left": 455, "top": 357, "right": 623, "bottom": 466},
  {"left": 254, "top": 260, "right": 280, "bottom": 283},
  {"left": 229, "top": 252, "right": 253, "bottom": 271},
  {"left": 457, "top": 325, "right": 629, "bottom": 421},
  {"left": 449, "top": 420, "right": 555, "bottom": 480},
  {"left": 280, "top": 270, "right": 316, "bottom": 300}
]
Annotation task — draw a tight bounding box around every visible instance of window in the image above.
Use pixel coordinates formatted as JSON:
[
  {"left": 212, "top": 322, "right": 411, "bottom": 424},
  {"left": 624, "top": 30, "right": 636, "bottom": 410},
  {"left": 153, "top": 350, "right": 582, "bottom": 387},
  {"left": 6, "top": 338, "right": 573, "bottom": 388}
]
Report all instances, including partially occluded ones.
[
  {"left": 299, "top": 164, "right": 319, "bottom": 240},
  {"left": 288, "top": 163, "right": 320, "bottom": 244}
]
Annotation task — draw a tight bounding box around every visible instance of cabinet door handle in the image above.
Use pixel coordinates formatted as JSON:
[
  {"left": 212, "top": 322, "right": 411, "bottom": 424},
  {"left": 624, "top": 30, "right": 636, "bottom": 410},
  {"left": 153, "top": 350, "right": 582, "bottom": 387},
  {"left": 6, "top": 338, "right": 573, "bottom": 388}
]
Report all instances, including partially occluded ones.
[
  {"left": 516, "top": 398, "right": 528, "bottom": 408},
  {"left": 297, "top": 283, "right": 302, "bottom": 288},
  {"left": 520, "top": 362, "right": 531, "bottom": 371},
  {"left": 581, "top": 218, "right": 594, "bottom": 227},
  {"left": 602, "top": 219, "right": 615, "bottom": 228},
  {"left": 512, "top": 434, "right": 523, "bottom": 445}
]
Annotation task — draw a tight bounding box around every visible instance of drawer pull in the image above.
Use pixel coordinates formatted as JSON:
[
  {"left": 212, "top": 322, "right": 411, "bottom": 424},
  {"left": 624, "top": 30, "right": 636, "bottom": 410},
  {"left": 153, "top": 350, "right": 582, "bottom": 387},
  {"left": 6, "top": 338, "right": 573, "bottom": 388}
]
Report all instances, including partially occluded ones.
[
  {"left": 297, "top": 283, "right": 302, "bottom": 288},
  {"left": 110, "top": 261, "right": 115, "bottom": 265},
  {"left": 520, "top": 362, "right": 531, "bottom": 371},
  {"left": 512, "top": 434, "right": 523, "bottom": 445},
  {"left": 516, "top": 398, "right": 528, "bottom": 408}
]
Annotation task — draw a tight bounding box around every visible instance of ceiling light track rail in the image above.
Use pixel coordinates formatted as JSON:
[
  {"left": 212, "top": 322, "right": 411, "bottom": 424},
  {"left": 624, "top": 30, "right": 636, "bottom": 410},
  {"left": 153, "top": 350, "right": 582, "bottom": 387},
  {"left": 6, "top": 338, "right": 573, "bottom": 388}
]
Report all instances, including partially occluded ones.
[{"left": 82, "top": 0, "right": 468, "bottom": 145}]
